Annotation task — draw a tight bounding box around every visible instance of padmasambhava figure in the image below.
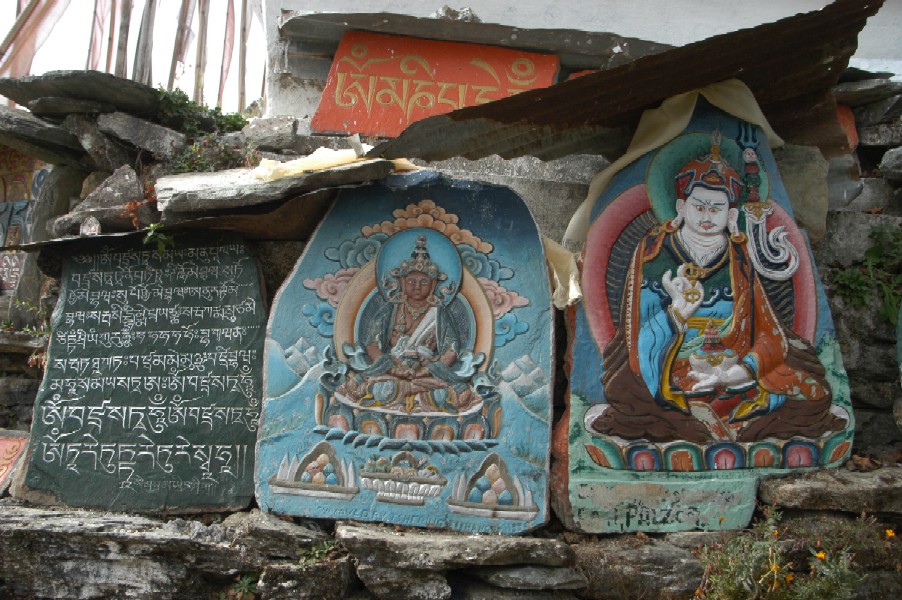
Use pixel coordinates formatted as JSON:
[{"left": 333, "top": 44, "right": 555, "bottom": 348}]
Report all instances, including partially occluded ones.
[
  {"left": 591, "top": 133, "right": 846, "bottom": 443},
  {"left": 336, "top": 235, "right": 482, "bottom": 414}
]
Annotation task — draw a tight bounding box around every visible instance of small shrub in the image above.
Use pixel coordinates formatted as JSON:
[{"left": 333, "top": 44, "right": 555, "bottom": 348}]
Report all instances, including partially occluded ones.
[{"left": 833, "top": 224, "right": 902, "bottom": 324}]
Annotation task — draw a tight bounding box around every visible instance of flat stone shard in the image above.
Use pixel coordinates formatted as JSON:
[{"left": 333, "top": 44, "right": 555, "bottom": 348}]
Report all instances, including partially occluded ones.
[
  {"left": 258, "top": 559, "right": 354, "bottom": 600},
  {"left": 21, "top": 237, "right": 266, "bottom": 511},
  {"left": 28, "top": 97, "right": 117, "bottom": 119},
  {"left": 759, "top": 467, "right": 902, "bottom": 514},
  {"left": 880, "top": 147, "right": 902, "bottom": 183},
  {"left": 256, "top": 172, "right": 554, "bottom": 533},
  {"left": 96, "top": 111, "right": 187, "bottom": 159},
  {"left": 62, "top": 114, "right": 133, "bottom": 172},
  {"left": 859, "top": 123, "right": 902, "bottom": 147},
  {"left": 554, "top": 94, "right": 854, "bottom": 533},
  {"left": 0, "top": 70, "right": 159, "bottom": 117},
  {"left": 336, "top": 523, "right": 574, "bottom": 569},
  {"left": 156, "top": 159, "right": 394, "bottom": 213},
  {"left": 242, "top": 116, "right": 299, "bottom": 151},
  {"left": 0, "top": 105, "right": 90, "bottom": 168},
  {"left": 832, "top": 79, "right": 902, "bottom": 107}
]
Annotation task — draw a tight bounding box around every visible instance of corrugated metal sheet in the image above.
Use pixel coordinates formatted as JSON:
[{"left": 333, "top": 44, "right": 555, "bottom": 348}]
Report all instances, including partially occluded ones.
[{"left": 368, "top": 0, "right": 885, "bottom": 162}]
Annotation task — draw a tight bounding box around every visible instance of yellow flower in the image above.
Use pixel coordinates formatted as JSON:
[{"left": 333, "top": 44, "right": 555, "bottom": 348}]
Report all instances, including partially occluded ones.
[
  {"left": 770, "top": 563, "right": 781, "bottom": 572},
  {"left": 886, "top": 529, "right": 896, "bottom": 539},
  {"left": 816, "top": 551, "right": 826, "bottom": 560},
  {"left": 786, "top": 574, "right": 795, "bottom": 583},
  {"left": 694, "top": 588, "right": 703, "bottom": 598},
  {"left": 772, "top": 529, "right": 779, "bottom": 537}
]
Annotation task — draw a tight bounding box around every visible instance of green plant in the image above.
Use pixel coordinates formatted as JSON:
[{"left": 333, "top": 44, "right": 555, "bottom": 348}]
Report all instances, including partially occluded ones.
[
  {"left": 833, "top": 224, "right": 902, "bottom": 324},
  {"left": 15, "top": 299, "right": 49, "bottom": 336},
  {"left": 143, "top": 223, "right": 175, "bottom": 254},
  {"left": 168, "top": 134, "right": 260, "bottom": 174},
  {"left": 217, "top": 574, "right": 257, "bottom": 600},
  {"left": 156, "top": 87, "right": 247, "bottom": 138},
  {"left": 696, "top": 506, "right": 867, "bottom": 599},
  {"left": 298, "top": 540, "right": 338, "bottom": 568}
]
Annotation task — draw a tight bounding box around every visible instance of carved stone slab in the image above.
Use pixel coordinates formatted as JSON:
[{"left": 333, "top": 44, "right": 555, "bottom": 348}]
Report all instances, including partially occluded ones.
[
  {"left": 311, "top": 31, "right": 559, "bottom": 138},
  {"left": 0, "top": 430, "right": 28, "bottom": 495},
  {"left": 22, "top": 235, "right": 266, "bottom": 511},
  {"left": 553, "top": 100, "right": 854, "bottom": 532},
  {"left": 257, "top": 171, "right": 553, "bottom": 533}
]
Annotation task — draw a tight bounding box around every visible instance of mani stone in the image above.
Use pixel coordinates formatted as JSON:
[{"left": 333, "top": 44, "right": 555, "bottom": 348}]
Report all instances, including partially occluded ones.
[
  {"left": 0, "top": 430, "right": 29, "bottom": 495},
  {"left": 97, "top": 111, "right": 187, "bottom": 160},
  {"left": 557, "top": 96, "right": 853, "bottom": 534},
  {"left": 256, "top": 172, "right": 554, "bottom": 534},
  {"left": 20, "top": 237, "right": 266, "bottom": 512}
]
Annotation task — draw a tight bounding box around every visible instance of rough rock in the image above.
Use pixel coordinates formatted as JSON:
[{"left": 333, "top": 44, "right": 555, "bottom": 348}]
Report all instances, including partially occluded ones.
[
  {"left": 257, "top": 558, "right": 354, "bottom": 600},
  {"left": 471, "top": 565, "right": 587, "bottom": 590},
  {"left": 0, "top": 504, "right": 332, "bottom": 600},
  {"left": 853, "top": 409, "right": 902, "bottom": 461},
  {"left": 845, "top": 177, "right": 894, "bottom": 212},
  {"left": 80, "top": 170, "right": 113, "bottom": 200},
  {"left": 833, "top": 79, "right": 902, "bottom": 107},
  {"left": 854, "top": 95, "right": 902, "bottom": 127},
  {"left": 817, "top": 211, "right": 902, "bottom": 267},
  {"left": 97, "top": 111, "right": 187, "bottom": 160},
  {"left": 895, "top": 398, "right": 902, "bottom": 432},
  {"left": 859, "top": 122, "right": 902, "bottom": 147},
  {"left": 424, "top": 154, "right": 608, "bottom": 242},
  {"left": 825, "top": 154, "right": 863, "bottom": 212},
  {"left": 0, "top": 500, "right": 334, "bottom": 600},
  {"left": 155, "top": 160, "right": 393, "bottom": 213},
  {"left": 336, "top": 523, "right": 575, "bottom": 570},
  {"left": 0, "top": 70, "right": 159, "bottom": 117},
  {"left": 880, "top": 146, "right": 902, "bottom": 184},
  {"left": 28, "top": 96, "right": 117, "bottom": 119},
  {"left": 759, "top": 467, "right": 902, "bottom": 514},
  {"left": 242, "top": 116, "right": 299, "bottom": 151},
  {"left": 572, "top": 538, "right": 703, "bottom": 600},
  {"left": 447, "top": 576, "right": 579, "bottom": 600},
  {"left": 0, "top": 105, "right": 91, "bottom": 168},
  {"left": 772, "top": 144, "right": 828, "bottom": 242},
  {"left": 29, "top": 166, "right": 87, "bottom": 244},
  {"left": 48, "top": 165, "right": 155, "bottom": 237},
  {"left": 355, "top": 565, "right": 450, "bottom": 600},
  {"left": 221, "top": 509, "right": 329, "bottom": 558},
  {"left": 62, "top": 114, "right": 133, "bottom": 172},
  {"left": 0, "top": 378, "right": 41, "bottom": 409}
]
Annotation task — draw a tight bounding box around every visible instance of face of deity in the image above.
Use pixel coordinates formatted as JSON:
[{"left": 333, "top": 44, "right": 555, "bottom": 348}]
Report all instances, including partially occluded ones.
[
  {"left": 401, "top": 271, "right": 436, "bottom": 304},
  {"left": 678, "top": 187, "right": 732, "bottom": 237}
]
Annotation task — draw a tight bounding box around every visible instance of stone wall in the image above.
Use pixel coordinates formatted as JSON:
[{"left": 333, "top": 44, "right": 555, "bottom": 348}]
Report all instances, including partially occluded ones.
[{"left": 0, "top": 69, "right": 899, "bottom": 597}]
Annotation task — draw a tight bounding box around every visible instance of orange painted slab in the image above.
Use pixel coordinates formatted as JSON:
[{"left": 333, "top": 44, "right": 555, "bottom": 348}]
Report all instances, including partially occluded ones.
[
  {"left": 312, "top": 31, "right": 559, "bottom": 138},
  {"left": 0, "top": 432, "right": 28, "bottom": 494}
]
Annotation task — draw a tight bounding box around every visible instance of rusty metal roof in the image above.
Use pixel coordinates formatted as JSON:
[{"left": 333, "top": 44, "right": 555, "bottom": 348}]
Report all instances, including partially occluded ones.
[{"left": 368, "top": 0, "right": 885, "bottom": 162}]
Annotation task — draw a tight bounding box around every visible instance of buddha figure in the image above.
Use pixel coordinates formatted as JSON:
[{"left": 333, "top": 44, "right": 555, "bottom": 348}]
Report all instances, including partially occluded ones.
[
  {"left": 334, "top": 235, "right": 483, "bottom": 415},
  {"left": 590, "top": 133, "right": 846, "bottom": 443}
]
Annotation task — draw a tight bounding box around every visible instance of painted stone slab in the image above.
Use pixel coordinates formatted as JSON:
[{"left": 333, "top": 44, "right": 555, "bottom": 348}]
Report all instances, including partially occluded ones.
[
  {"left": 23, "top": 235, "right": 266, "bottom": 511},
  {"left": 311, "top": 31, "right": 559, "bottom": 138},
  {"left": 257, "top": 171, "right": 553, "bottom": 534},
  {"left": 556, "top": 99, "right": 854, "bottom": 532},
  {"left": 0, "top": 430, "right": 28, "bottom": 495}
]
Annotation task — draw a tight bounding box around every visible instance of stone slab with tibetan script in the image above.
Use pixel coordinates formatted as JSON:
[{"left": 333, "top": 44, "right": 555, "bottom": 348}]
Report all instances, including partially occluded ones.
[
  {"left": 311, "top": 31, "right": 559, "bottom": 138},
  {"left": 257, "top": 171, "right": 553, "bottom": 533},
  {"left": 21, "top": 235, "right": 266, "bottom": 511},
  {"left": 552, "top": 97, "right": 853, "bottom": 533}
]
